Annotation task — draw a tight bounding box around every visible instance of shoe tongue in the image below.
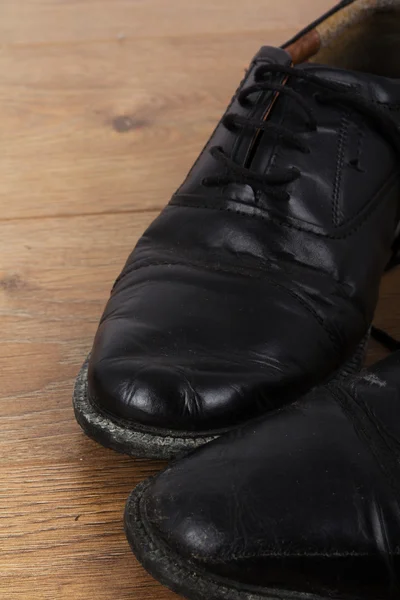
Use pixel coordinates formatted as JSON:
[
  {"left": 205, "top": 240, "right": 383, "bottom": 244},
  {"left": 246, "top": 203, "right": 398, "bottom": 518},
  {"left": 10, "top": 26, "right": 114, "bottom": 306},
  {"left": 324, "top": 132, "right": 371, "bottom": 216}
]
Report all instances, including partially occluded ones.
[{"left": 297, "top": 62, "right": 400, "bottom": 105}]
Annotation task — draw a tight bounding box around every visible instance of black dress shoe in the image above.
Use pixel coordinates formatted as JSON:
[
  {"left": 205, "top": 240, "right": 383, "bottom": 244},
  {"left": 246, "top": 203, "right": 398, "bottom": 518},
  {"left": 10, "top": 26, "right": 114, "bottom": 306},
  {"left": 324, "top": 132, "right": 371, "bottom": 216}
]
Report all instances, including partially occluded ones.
[
  {"left": 125, "top": 350, "right": 400, "bottom": 600},
  {"left": 74, "top": 0, "right": 400, "bottom": 459}
]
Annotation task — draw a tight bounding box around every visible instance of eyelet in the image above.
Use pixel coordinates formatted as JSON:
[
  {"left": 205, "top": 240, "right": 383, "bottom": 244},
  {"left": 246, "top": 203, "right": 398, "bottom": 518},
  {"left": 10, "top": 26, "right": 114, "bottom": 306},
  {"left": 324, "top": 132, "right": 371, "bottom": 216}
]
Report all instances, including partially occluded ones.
[
  {"left": 254, "top": 70, "right": 269, "bottom": 84},
  {"left": 223, "top": 114, "right": 237, "bottom": 131},
  {"left": 238, "top": 98, "right": 253, "bottom": 109}
]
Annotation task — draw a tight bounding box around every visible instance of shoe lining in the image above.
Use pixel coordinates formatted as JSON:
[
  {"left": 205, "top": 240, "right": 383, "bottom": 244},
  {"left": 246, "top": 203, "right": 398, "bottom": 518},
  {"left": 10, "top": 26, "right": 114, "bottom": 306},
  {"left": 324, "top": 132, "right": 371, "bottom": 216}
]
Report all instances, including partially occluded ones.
[{"left": 288, "top": 0, "right": 400, "bottom": 78}]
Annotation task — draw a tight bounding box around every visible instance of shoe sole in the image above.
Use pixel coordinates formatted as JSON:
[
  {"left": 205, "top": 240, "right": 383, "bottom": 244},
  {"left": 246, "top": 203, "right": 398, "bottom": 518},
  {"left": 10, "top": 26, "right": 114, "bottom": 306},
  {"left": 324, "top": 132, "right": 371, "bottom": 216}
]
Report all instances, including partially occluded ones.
[
  {"left": 72, "top": 332, "right": 369, "bottom": 460},
  {"left": 124, "top": 477, "right": 342, "bottom": 600},
  {"left": 72, "top": 357, "right": 217, "bottom": 460}
]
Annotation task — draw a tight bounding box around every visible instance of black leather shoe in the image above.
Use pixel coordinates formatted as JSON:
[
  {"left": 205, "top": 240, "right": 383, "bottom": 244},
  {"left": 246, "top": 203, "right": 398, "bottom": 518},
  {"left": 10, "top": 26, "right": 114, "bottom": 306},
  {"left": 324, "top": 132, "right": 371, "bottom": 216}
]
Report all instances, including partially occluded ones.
[
  {"left": 125, "top": 350, "right": 400, "bottom": 600},
  {"left": 74, "top": 0, "right": 400, "bottom": 459}
]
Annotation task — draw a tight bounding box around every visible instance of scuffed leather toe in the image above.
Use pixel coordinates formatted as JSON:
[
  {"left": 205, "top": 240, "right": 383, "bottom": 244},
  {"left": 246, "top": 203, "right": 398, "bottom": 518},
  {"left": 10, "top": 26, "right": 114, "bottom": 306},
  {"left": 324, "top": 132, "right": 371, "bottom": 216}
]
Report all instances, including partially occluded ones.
[
  {"left": 139, "top": 376, "right": 400, "bottom": 598},
  {"left": 79, "top": 41, "right": 400, "bottom": 451},
  {"left": 86, "top": 262, "right": 350, "bottom": 432},
  {"left": 88, "top": 360, "right": 200, "bottom": 429}
]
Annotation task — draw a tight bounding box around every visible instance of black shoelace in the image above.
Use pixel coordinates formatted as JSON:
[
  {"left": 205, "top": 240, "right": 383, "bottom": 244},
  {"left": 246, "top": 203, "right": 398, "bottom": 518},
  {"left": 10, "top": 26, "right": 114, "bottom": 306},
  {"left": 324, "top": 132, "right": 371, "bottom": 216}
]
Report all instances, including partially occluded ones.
[
  {"left": 203, "top": 63, "right": 400, "bottom": 201},
  {"left": 204, "top": 62, "right": 400, "bottom": 352}
]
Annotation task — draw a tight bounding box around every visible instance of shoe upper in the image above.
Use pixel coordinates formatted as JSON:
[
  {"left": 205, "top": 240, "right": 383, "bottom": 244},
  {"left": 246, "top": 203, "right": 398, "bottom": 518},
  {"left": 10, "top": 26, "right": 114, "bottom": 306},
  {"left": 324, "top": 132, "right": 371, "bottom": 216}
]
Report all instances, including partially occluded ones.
[
  {"left": 138, "top": 351, "right": 400, "bottom": 599},
  {"left": 87, "top": 44, "right": 400, "bottom": 433}
]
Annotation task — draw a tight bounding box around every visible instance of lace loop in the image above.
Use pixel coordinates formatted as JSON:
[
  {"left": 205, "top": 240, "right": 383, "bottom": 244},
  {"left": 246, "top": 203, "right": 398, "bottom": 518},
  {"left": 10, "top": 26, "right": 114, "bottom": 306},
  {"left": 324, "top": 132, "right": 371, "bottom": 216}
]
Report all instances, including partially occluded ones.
[
  {"left": 222, "top": 114, "right": 310, "bottom": 154},
  {"left": 204, "top": 63, "right": 400, "bottom": 201}
]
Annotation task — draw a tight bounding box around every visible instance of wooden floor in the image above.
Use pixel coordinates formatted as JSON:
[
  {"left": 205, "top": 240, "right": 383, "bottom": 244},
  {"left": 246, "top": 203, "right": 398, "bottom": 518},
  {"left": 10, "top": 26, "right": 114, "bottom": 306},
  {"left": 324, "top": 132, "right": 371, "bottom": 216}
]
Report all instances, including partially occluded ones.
[{"left": 1, "top": 1, "right": 400, "bottom": 598}]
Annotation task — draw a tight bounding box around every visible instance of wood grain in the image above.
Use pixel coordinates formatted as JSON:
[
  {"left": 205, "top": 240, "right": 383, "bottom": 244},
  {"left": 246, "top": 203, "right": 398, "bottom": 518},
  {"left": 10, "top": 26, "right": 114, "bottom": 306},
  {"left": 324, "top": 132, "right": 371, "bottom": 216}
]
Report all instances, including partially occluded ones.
[{"left": 0, "top": 1, "right": 399, "bottom": 599}]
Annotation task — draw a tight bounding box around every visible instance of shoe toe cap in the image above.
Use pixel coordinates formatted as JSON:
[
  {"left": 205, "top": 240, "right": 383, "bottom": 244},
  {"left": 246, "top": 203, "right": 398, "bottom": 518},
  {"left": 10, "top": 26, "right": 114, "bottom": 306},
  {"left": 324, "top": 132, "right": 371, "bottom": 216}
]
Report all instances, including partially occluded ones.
[
  {"left": 132, "top": 397, "right": 400, "bottom": 599},
  {"left": 87, "top": 262, "right": 349, "bottom": 432},
  {"left": 88, "top": 357, "right": 205, "bottom": 430}
]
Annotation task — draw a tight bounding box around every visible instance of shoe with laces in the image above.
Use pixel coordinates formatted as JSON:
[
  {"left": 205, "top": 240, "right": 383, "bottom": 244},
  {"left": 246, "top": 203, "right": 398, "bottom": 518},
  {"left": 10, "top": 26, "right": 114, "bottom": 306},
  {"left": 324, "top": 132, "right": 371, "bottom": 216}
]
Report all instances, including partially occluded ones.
[
  {"left": 125, "top": 350, "right": 400, "bottom": 600},
  {"left": 74, "top": 0, "right": 400, "bottom": 459}
]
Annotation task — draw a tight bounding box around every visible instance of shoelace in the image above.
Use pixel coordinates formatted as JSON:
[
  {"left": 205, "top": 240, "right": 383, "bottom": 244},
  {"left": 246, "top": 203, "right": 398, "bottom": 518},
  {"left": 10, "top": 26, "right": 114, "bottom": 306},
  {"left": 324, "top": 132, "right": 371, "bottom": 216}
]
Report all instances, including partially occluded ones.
[
  {"left": 203, "top": 63, "right": 400, "bottom": 201},
  {"left": 371, "top": 326, "right": 400, "bottom": 352},
  {"left": 204, "top": 62, "right": 400, "bottom": 352}
]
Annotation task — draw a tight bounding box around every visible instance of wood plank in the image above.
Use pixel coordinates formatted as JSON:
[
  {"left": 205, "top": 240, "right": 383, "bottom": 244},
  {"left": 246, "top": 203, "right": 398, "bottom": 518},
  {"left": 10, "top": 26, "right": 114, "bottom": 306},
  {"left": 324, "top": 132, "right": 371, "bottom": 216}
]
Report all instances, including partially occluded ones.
[
  {"left": 0, "top": 0, "right": 330, "bottom": 221},
  {"left": 0, "top": 211, "right": 177, "bottom": 600},
  {"left": 2, "top": 1, "right": 399, "bottom": 599},
  {"left": 0, "top": 34, "right": 264, "bottom": 220},
  {"left": 1, "top": 1, "right": 330, "bottom": 45},
  {"left": 0, "top": 208, "right": 398, "bottom": 598}
]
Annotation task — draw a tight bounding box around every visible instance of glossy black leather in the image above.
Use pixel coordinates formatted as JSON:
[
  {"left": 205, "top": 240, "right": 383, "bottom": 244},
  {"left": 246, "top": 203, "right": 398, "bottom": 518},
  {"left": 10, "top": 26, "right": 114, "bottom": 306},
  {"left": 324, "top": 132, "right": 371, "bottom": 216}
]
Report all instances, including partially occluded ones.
[
  {"left": 88, "top": 46, "right": 400, "bottom": 433},
  {"left": 140, "top": 352, "right": 400, "bottom": 599}
]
